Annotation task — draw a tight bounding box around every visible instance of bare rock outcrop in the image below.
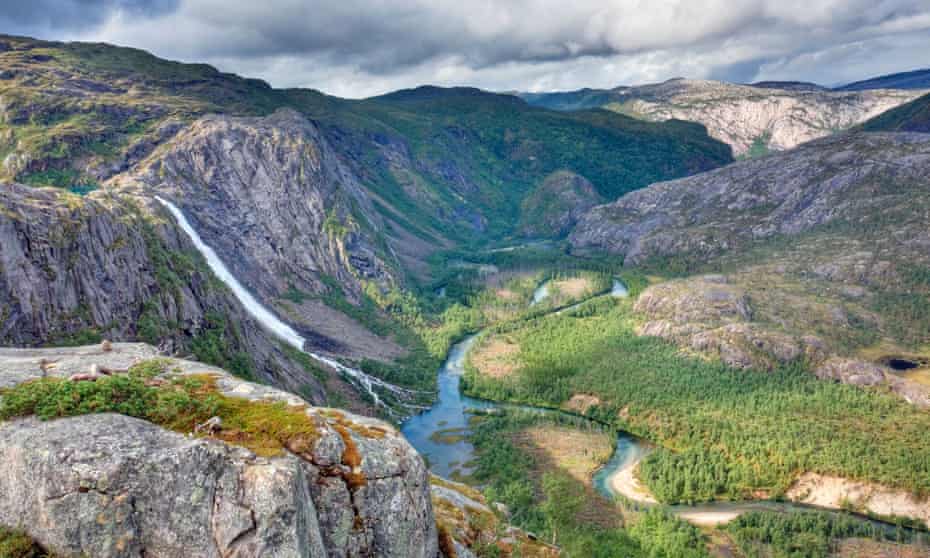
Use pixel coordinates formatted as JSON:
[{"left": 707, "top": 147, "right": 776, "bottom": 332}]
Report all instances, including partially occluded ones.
[
  {"left": 0, "top": 344, "right": 438, "bottom": 558},
  {"left": 787, "top": 473, "right": 930, "bottom": 529},
  {"left": 633, "top": 277, "right": 803, "bottom": 370},
  {"left": 109, "top": 109, "right": 408, "bottom": 360},
  {"left": 814, "top": 357, "right": 887, "bottom": 386}
]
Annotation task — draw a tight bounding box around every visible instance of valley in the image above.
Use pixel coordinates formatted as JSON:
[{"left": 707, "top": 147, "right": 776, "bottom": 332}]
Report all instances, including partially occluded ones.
[{"left": 1, "top": 28, "right": 930, "bottom": 558}]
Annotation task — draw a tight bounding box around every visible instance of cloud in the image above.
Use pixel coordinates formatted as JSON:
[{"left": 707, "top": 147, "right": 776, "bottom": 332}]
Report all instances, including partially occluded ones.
[
  {"left": 3, "top": 0, "right": 929, "bottom": 97},
  {"left": 0, "top": 0, "right": 178, "bottom": 37}
]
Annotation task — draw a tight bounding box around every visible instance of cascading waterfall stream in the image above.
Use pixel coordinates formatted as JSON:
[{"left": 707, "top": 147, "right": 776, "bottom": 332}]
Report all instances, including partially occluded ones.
[{"left": 154, "top": 196, "right": 423, "bottom": 413}]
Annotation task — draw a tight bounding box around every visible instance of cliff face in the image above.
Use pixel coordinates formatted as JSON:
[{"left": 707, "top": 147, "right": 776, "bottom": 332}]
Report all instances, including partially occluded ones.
[
  {"left": 109, "top": 109, "right": 408, "bottom": 361},
  {"left": 0, "top": 183, "right": 329, "bottom": 402},
  {"left": 112, "top": 109, "right": 394, "bottom": 298},
  {"left": 0, "top": 343, "right": 437, "bottom": 558}
]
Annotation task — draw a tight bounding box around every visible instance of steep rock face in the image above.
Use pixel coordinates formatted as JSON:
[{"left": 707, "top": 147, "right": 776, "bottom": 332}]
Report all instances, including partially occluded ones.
[
  {"left": 112, "top": 109, "right": 392, "bottom": 298},
  {"left": 570, "top": 132, "right": 930, "bottom": 264},
  {"left": 0, "top": 183, "right": 327, "bottom": 402},
  {"left": 518, "top": 170, "right": 603, "bottom": 237},
  {"left": 0, "top": 344, "right": 438, "bottom": 558},
  {"left": 110, "top": 109, "right": 407, "bottom": 360}
]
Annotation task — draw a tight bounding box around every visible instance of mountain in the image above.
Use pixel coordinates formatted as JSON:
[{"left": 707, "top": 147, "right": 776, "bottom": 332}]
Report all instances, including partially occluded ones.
[
  {"left": 836, "top": 68, "right": 930, "bottom": 91},
  {"left": 0, "top": 34, "right": 733, "bottom": 412},
  {"left": 520, "top": 78, "right": 926, "bottom": 156},
  {"left": 570, "top": 131, "right": 930, "bottom": 403},
  {"left": 749, "top": 80, "right": 827, "bottom": 91},
  {"left": 517, "top": 170, "right": 603, "bottom": 237},
  {"left": 859, "top": 91, "right": 930, "bottom": 133}
]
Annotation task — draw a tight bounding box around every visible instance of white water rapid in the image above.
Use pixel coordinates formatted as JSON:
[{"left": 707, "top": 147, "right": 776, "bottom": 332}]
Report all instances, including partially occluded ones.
[{"left": 155, "top": 196, "right": 421, "bottom": 412}]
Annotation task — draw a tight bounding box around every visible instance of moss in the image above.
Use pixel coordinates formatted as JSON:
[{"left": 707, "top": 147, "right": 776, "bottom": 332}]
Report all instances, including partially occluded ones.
[
  {"left": 0, "top": 363, "right": 321, "bottom": 459},
  {"left": 0, "top": 527, "right": 56, "bottom": 558}
]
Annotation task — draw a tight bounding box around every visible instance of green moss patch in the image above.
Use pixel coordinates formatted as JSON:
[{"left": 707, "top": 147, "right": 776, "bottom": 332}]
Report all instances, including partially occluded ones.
[
  {"left": 0, "top": 527, "right": 56, "bottom": 558},
  {"left": 0, "top": 359, "right": 320, "bottom": 458}
]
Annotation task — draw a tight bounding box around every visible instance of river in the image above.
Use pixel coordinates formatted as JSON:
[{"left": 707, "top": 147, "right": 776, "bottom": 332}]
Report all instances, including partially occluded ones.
[
  {"left": 400, "top": 277, "right": 922, "bottom": 533},
  {"left": 153, "top": 204, "right": 918, "bottom": 532}
]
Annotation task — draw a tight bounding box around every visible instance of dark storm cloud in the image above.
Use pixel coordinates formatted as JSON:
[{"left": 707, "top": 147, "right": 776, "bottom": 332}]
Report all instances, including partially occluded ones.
[
  {"left": 1, "top": 0, "right": 178, "bottom": 33},
  {"left": 1, "top": 1, "right": 929, "bottom": 97}
]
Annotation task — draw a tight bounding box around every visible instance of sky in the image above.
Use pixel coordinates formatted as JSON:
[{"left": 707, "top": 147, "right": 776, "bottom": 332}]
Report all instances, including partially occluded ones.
[{"left": 3, "top": 0, "right": 930, "bottom": 98}]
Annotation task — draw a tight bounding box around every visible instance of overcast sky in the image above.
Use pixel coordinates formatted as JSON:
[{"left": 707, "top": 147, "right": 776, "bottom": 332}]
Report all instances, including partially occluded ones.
[{"left": 3, "top": 0, "right": 930, "bottom": 98}]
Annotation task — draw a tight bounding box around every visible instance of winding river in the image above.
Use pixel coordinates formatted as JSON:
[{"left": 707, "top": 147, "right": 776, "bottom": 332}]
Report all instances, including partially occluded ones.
[
  {"left": 401, "top": 278, "right": 921, "bottom": 533},
  {"left": 155, "top": 204, "right": 920, "bottom": 533}
]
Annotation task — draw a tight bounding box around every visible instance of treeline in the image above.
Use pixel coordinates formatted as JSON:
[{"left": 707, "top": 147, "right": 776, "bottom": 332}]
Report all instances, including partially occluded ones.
[
  {"left": 462, "top": 299, "right": 930, "bottom": 502},
  {"left": 469, "top": 413, "right": 709, "bottom": 558},
  {"left": 726, "top": 510, "right": 928, "bottom": 558}
]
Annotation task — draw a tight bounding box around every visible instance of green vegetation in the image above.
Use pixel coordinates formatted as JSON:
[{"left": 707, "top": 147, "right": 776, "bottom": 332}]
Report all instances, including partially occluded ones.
[
  {"left": 726, "top": 510, "right": 926, "bottom": 558},
  {"left": 469, "top": 412, "right": 706, "bottom": 557},
  {"left": 626, "top": 509, "right": 707, "bottom": 558},
  {"left": 0, "top": 359, "right": 320, "bottom": 457},
  {"left": 45, "top": 327, "right": 103, "bottom": 347},
  {"left": 860, "top": 92, "right": 930, "bottom": 133},
  {"left": 741, "top": 131, "right": 771, "bottom": 159},
  {"left": 190, "top": 311, "right": 254, "bottom": 380},
  {"left": 463, "top": 297, "right": 930, "bottom": 503},
  {"left": 0, "top": 35, "right": 731, "bottom": 243},
  {"left": 0, "top": 527, "right": 54, "bottom": 558},
  {"left": 872, "top": 262, "right": 930, "bottom": 347}
]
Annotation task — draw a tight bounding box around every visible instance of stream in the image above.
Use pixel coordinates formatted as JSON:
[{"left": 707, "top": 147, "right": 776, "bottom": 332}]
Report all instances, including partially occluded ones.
[
  {"left": 153, "top": 204, "right": 919, "bottom": 533},
  {"left": 155, "top": 197, "right": 424, "bottom": 415},
  {"left": 400, "top": 278, "right": 921, "bottom": 533}
]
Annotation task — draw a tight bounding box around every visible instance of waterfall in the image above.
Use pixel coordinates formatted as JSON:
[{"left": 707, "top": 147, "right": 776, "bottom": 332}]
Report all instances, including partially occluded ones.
[{"left": 154, "top": 196, "right": 421, "bottom": 412}]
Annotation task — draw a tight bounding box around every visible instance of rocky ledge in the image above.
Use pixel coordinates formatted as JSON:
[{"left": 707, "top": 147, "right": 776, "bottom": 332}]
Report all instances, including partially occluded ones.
[{"left": 0, "top": 343, "right": 437, "bottom": 558}]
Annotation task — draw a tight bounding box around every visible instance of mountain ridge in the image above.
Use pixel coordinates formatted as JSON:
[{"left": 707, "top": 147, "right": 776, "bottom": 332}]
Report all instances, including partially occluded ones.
[{"left": 520, "top": 78, "right": 927, "bottom": 155}]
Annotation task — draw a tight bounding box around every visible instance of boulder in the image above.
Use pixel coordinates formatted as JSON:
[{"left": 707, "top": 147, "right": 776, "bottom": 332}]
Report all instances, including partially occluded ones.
[
  {"left": 814, "top": 357, "right": 887, "bottom": 386},
  {"left": 0, "top": 345, "right": 438, "bottom": 558}
]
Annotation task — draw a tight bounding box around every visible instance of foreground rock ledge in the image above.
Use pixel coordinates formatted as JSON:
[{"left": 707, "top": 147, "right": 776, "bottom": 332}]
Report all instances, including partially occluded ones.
[{"left": 0, "top": 343, "right": 438, "bottom": 558}]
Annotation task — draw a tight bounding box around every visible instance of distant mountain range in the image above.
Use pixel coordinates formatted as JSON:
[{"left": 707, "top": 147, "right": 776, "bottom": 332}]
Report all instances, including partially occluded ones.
[
  {"left": 519, "top": 77, "right": 928, "bottom": 156},
  {"left": 835, "top": 68, "right": 930, "bottom": 91}
]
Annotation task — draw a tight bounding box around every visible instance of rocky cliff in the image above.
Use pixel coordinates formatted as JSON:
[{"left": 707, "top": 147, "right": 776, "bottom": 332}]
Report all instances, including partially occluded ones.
[
  {"left": 0, "top": 34, "right": 733, "bottom": 384},
  {"left": 523, "top": 79, "right": 927, "bottom": 156},
  {"left": 571, "top": 132, "right": 930, "bottom": 403},
  {"left": 0, "top": 343, "right": 437, "bottom": 558},
  {"left": 613, "top": 79, "right": 926, "bottom": 156},
  {"left": 109, "top": 109, "right": 409, "bottom": 363},
  {"left": 0, "top": 182, "right": 333, "bottom": 402}
]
